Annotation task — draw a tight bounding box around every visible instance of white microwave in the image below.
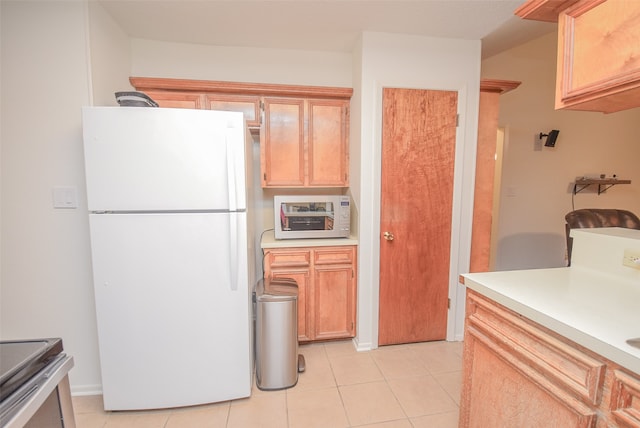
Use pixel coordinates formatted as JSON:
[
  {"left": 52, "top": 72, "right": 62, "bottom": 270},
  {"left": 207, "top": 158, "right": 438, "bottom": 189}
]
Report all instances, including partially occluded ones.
[{"left": 274, "top": 195, "right": 351, "bottom": 240}]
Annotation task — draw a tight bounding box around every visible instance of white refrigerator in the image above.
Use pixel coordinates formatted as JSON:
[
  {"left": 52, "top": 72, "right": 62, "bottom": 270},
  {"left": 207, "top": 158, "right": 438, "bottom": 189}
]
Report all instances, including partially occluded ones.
[{"left": 82, "top": 106, "right": 255, "bottom": 410}]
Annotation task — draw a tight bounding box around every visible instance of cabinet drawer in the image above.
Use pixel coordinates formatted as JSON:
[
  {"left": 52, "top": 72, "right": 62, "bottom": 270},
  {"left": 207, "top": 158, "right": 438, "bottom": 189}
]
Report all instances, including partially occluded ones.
[
  {"left": 467, "top": 291, "right": 606, "bottom": 404},
  {"left": 610, "top": 369, "right": 640, "bottom": 427},
  {"left": 267, "top": 250, "right": 311, "bottom": 268},
  {"left": 314, "top": 247, "right": 355, "bottom": 265}
]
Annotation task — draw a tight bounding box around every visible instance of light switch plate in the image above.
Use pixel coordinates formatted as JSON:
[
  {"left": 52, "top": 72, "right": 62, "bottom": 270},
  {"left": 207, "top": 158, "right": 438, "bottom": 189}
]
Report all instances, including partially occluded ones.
[{"left": 52, "top": 186, "right": 78, "bottom": 209}]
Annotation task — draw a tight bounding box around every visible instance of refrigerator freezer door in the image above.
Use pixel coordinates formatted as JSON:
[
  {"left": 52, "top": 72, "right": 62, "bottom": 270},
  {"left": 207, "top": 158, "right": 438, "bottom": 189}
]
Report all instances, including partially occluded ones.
[
  {"left": 82, "top": 107, "right": 247, "bottom": 212},
  {"left": 88, "top": 212, "right": 252, "bottom": 410}
]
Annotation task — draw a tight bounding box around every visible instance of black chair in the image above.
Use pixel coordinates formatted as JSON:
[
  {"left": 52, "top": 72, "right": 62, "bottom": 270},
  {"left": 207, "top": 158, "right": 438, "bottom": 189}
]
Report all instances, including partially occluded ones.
[{"left": 565, "top": 208, "right": 640, "bottom": 265}]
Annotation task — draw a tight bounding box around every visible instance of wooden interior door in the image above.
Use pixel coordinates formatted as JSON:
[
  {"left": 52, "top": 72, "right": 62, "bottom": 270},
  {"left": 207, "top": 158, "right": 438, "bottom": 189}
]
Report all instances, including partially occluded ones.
[{"left": 378, "top": 87, "right": 457, "bottom": 346}]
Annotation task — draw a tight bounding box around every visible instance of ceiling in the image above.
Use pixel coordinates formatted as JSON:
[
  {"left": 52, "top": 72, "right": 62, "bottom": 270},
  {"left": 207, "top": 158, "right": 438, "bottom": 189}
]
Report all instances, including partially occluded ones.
[{"left": 96, "top": 0, "right": 557, "bottom": 59}]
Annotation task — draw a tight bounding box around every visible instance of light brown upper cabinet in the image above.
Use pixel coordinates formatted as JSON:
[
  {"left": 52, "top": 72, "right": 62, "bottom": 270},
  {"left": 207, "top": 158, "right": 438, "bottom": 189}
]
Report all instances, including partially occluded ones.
[
  {"left": 205, "top": 94, "right": 261, "bottom": 128},
  {"left": 131, "top": 77, "right": 352, "bottom": 187},
  {"left": 307, "top": 99, "right": 350, "bottom": 187},
  {"left": 144, "top": 91, "right": 205, "bottom": 109},
  {"left": 261, "top": 97, "right": 349, "bottom": 188},
  {"left": 516, "top": 0, "right": 640, "bottom": 113},
  {"left": 261, "top": 98, "right": 306, "bottom": 187}
]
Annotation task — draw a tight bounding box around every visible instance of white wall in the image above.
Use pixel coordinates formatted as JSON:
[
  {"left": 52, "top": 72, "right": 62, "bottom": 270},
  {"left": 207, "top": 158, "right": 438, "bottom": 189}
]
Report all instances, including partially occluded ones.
[
  {"left": 482, "top": 33, "right": 640, "bottom": 270},
  {"left": 354, "top": 32, "right": 481, "bottom": 348},
  {"left": 0, "top": 1, "right": 101, "bottom": 393},
  {"left": 87, "top": 1, "right": 133, "bottom": 105},
  {"left": 131, "top": 38, "right": 353, "bottom": 87},
  {"left": 347, "top": 38, "right": 364, "bottom": 237}
]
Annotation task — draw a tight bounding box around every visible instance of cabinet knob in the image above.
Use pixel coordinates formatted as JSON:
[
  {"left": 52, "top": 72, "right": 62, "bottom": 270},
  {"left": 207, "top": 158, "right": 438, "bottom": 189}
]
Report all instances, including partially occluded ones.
[{"left": 383, "top": 231, "right": 394, "bottom": 241}]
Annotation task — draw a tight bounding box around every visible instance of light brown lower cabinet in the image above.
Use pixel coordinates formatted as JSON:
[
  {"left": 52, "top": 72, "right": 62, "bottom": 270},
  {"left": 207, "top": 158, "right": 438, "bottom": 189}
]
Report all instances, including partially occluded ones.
[
  {"left": 263, "top": 245, "right": 357, "bottom": 342},
  {"left": 460, "top": 290, "right": 640, "bottom": 428}
]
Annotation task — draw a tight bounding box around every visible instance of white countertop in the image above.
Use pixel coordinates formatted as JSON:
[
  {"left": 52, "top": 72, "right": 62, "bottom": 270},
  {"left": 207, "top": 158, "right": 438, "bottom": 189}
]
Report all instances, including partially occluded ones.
[
  {"left": 463, "top": 266, "right": 640, "bottom": 374},
  {"left": 260, "top": 229, "right": 358, "bottom": 249}
]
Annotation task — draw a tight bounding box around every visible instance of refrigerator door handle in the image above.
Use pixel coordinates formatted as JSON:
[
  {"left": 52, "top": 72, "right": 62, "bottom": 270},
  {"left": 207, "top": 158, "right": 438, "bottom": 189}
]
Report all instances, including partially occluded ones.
[
  {"left": 225, "top": 135, "right": 238, "bottom": 211},
  {"left": 228, "top": 213, "right": 238, "bottom": 291}
]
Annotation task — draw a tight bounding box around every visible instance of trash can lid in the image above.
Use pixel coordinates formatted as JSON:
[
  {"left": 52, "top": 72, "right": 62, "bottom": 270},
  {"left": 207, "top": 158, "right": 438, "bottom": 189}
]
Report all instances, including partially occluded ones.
[{"left": 255, "top": 278, "right": 298, "bottom": 301}]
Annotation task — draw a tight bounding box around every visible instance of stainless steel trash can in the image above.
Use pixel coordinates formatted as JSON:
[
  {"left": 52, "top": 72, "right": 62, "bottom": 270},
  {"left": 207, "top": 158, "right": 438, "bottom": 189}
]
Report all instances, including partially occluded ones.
[{"left": 255, "top": 278, "right": 301, "bottom": 390}]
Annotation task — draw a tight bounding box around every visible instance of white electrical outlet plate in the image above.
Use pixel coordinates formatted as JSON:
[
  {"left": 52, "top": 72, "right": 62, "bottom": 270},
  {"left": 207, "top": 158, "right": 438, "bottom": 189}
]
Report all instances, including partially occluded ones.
[{"left": 622, "top": 249, "right": 640, "bottom": 270}]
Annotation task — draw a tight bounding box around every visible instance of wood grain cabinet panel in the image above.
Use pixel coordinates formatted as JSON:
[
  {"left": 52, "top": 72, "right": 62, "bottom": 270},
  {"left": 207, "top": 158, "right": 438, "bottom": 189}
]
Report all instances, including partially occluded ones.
[
  {"left": 260, "top": 98, "right": 305, "bottom": 187},
  {"left": 307, "top": 99, "right": 350, "bottom": 187},
  {"left": 261, "top": 98, "right": 349, "bottom": 188},
  {"left": 556, "top": 0, "right": 640, "bottom": 113},
  {"left": 205, "top": 94, "right": 261, "bottom": 128},
  {"left": 463, "top": 338, "right": 596, "bottom": 427},
  {"left": 461, "top": 289, "right": 640, "bottom": 428},
  {"left": 144, "top": 91, "right": 204, "bottom": 109},
  {"left": 265, "top": 249, "right": 312, "bottom": 341},
  {"left": 610, "top": 370, "right": 640, "bottom": 428},
  {"left": 267, "top": 249, "right": 311, "bottom": 269},
  {"left": 314, "top": 247, "right": 354, "bottom": 265},
  {"left": 313, "top": 247, "right": 356, "bottom": 340},
  {"left": 264, "top": 245, "right": 357, "bottom": 342},
  {"left": 270, "top": 270, "right": 312, "bottom": 342},
  {"left": 516, "top": 0, "right": 640, "bottom": 113}
]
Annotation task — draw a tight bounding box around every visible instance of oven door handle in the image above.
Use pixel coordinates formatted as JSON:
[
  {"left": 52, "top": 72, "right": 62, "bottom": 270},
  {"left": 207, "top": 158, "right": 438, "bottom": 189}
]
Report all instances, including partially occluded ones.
[{"left": 0, "top": 355, "right": 75, "bottom": 428}]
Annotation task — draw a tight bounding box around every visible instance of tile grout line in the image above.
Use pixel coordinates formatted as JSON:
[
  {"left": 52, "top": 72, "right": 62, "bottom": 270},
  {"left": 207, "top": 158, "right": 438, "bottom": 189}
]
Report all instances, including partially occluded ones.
[{"left": 322, "top": 343, "right": 354, "bottom": 427}]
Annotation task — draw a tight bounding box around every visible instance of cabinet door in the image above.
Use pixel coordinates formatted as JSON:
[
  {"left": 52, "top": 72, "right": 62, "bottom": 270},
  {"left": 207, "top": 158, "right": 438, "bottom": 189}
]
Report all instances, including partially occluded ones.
[
  {"left": 610, "top": 370, "right": 640, "bottom": 427},
  {"left": 260, "top": 98, "right": 305, "bottom": 187},
  {"left": 460, "top": 291, "right": 602, "bottom": 428},
  {"left": 307, "top": 99, "right": 349, "bottom": 187},
  {"left": 312, "top": 247, "right": 356, "bottom": 340},
  {"left": 205, "top": 94, "right": 261, "bottom": 128},
  {"left": 264, "top": 249, "right": 313, "bottom": 342},
  {"left": 144, "top": 91, "right": 204, "bottom": 109},
  {"left": 556, "top": 0, "right": 640, "bottom": 112}
]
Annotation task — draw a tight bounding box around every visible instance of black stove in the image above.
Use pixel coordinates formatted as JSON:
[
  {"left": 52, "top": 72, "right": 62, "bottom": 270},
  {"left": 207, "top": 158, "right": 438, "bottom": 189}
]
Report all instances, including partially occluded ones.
[
  {"left": 0, "top": 338, "right": 64, "bottom": 402},
  {"left": 0, "top": 338, "right": 74, "bottom": 428}
]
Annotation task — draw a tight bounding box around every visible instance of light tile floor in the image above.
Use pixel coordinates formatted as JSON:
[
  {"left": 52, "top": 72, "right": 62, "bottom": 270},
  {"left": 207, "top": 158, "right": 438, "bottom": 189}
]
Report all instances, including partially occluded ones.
[{"left": 73, "top": 340, "right": 463, "bottom": 428}]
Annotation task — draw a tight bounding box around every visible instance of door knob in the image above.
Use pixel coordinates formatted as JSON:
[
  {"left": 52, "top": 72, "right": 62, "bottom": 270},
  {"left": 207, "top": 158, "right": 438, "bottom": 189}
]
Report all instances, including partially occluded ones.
[{"left": 383, "top": 231, "right": 394, "bottom": 241}]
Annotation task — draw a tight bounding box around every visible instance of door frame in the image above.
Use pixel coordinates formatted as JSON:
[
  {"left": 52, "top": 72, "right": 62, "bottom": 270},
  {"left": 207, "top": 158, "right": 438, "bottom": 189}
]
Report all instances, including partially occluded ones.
[{"left": 356, "top": 82, "right": 478, "bottom": 350}]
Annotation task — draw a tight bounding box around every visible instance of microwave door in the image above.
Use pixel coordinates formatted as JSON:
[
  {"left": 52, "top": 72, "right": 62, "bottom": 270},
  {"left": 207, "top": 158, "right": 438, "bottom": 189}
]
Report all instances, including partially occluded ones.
[
  {"left": 288, "top": 216, "right": 328, "bottom": 231},
  {"left": 273, "top": 195, "right": 349, "bottom": 239}
]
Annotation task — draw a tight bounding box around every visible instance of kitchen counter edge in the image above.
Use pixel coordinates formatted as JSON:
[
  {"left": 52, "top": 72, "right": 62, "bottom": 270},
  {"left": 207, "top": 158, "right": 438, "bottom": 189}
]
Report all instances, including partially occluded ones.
[
  {"left": 260, "top": 230, "right": 358, "bottom": 249},
  {"left": 462, "top": 267, "right": 640, "bottom": 375}
]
